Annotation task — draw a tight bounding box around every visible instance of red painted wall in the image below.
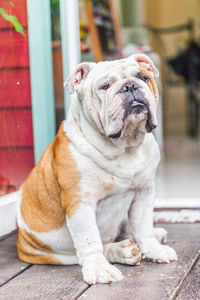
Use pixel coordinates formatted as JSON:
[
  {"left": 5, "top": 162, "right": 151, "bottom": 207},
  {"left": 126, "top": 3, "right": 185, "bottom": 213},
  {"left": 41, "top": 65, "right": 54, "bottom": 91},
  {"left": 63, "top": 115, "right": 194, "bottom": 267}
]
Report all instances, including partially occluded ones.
[{"left": 0, "top": 0, "right": 34, "bottom": 195}]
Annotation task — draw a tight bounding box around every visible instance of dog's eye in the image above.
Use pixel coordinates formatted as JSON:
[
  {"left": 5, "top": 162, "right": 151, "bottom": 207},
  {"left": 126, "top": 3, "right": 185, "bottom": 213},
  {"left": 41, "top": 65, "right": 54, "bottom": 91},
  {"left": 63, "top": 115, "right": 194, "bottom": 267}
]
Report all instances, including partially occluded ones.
[
  {"left": 140, "top": 75, "right": 150, "bottom": 83},
  {"left": 100, "top": 84, "right": 109, "bottom": 90}
]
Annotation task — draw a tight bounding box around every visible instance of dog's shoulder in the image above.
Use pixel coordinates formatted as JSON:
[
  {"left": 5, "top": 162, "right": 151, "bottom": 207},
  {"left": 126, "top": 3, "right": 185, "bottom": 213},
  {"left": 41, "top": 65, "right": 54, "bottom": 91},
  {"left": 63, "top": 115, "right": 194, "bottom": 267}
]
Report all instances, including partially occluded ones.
[{"left": 20, "top": 122, "right": 82, "bottom": 231}]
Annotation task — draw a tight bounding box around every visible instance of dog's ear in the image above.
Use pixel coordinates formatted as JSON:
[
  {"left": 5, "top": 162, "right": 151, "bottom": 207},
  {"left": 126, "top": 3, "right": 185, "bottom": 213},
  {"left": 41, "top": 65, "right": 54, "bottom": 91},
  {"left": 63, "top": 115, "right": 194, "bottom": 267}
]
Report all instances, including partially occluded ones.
[
  {"left": 64, "top": 62, "right": 95, "bottom": 94},
  {"left": 130, "top": 54, "right": 159, "bottom": 78}
]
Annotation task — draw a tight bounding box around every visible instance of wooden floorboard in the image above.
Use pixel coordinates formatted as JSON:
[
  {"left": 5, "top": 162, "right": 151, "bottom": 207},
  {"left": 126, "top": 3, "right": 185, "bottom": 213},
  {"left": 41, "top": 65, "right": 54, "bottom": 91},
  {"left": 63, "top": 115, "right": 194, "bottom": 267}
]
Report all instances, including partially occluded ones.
[
  {"left": 0, "top": 234, "right": 88, "bottom": 300},
  {"left": 0, "top": 224, "right": 199, "bottom": 299},
  {"left": 0, "top": 233, "right": 30, "bottom": 287},
  {"left": 0, "top": 264, "right": 89, "bottom": 300},
  {"left": 78, "top": 224, "right": 200, "bottom": 300},
  {"left": 177, "top": 259, "right": 200, "bottom": 300}
]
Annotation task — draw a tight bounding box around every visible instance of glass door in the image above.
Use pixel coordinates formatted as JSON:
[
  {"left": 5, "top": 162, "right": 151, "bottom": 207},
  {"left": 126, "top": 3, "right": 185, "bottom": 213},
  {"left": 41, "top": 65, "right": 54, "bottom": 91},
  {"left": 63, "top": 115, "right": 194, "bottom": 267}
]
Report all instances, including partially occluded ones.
[
  {"left": 0, "top": 0, "right": 34, "bottom": 196},
  {"left": 0, "top": 0, "right": 56, "bottom": 197}
]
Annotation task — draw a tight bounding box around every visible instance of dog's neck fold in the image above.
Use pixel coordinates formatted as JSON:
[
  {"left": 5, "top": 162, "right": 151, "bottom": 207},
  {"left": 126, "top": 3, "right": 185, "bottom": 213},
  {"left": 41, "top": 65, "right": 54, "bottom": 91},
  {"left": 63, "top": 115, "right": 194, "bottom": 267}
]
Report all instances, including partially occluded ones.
[{"left": 66, "top": 97, "right": 147, "bottom": 160}]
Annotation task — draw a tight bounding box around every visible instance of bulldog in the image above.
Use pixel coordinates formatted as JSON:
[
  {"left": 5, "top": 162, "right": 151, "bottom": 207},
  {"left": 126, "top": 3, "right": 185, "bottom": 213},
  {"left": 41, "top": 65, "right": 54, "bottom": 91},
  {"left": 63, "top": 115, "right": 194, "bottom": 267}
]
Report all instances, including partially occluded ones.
[{"left": 17, "top": 54, "right": 177, "bottom": 285}]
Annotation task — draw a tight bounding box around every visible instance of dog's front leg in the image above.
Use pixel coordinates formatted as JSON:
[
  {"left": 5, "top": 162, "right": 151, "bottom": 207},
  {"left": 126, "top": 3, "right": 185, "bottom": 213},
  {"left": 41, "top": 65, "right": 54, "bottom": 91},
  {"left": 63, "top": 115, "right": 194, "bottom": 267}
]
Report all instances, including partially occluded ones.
[
  {"left": 129, "top": 184, "right": 177, "bottom": 263},
  {"left": 67, "top": 203, "right": 124, "bottom": 285}
]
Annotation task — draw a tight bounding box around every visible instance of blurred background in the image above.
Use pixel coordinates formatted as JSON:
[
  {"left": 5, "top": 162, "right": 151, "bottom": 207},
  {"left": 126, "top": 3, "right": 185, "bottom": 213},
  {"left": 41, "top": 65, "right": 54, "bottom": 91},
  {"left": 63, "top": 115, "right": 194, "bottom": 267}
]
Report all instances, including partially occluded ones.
[{"left": 0, "top": 0, "right": 200, "bottom": 206}]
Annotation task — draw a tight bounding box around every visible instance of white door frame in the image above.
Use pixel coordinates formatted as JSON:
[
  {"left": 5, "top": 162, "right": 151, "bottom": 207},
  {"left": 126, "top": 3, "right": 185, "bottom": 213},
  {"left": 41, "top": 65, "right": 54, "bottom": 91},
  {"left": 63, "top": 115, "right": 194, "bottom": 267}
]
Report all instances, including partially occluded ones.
[{"left": 59, "top": 0, "right": 80, "bottom": 115}]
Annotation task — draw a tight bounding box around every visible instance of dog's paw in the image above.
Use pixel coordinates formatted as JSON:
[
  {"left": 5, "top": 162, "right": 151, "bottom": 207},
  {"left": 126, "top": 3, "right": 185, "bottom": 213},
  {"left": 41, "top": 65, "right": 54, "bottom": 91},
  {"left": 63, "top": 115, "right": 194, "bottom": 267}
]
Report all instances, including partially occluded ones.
[
  {"left": 141, "top": 238, "right": 177, "bottom": 263},
  {"left": 104, "top": 239, "right": 141, "bottom": 265},
  {"left": 154, "top": 227, "right": 168, "bottom": 244},
  {"left": 82, "top": 254, "right": 124, "bottom": 285}
]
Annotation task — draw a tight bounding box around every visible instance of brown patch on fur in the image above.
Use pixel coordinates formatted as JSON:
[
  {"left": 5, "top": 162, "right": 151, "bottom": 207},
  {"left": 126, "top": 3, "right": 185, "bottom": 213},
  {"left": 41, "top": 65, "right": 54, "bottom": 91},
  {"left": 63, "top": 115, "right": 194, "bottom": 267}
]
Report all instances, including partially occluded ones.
[
  {"left": 131, "top": 247, "right": 140, "bottom": 256},
  {"left": 129, "top": 239, "right": 136, "bottom": 245},
  {"left": 139, "top": 66, "right": 159, "bottom": 105},
  {"left": 103, "top": 182, "right": 114, "bottom": 191},
  {"left": 20, "top": 122, "right": 81, "bottom": 234},
  {"left": 161, "top": 237, "right": 165, "bottom": 244},
  {"left": 53, "top": 123, "right": 81, "bottom": 218},
  {"left": 17, "top": 227, "right": 62, "bottom": 265}
]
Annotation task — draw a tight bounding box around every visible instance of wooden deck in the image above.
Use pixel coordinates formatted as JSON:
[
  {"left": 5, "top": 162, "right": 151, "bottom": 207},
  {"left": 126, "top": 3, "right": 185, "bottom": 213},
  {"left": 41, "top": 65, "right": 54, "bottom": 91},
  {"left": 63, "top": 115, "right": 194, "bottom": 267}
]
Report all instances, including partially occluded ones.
[{"left": 0, "top": 224, "right": 199, "bottom": 300}]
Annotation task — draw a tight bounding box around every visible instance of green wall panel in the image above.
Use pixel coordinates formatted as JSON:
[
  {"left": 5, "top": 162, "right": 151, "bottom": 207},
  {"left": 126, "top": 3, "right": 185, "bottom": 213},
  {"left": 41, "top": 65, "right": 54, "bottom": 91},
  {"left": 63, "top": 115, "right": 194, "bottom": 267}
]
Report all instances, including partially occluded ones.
[{"left": 27, "top": 0, "right": 56, "bottom": 163}]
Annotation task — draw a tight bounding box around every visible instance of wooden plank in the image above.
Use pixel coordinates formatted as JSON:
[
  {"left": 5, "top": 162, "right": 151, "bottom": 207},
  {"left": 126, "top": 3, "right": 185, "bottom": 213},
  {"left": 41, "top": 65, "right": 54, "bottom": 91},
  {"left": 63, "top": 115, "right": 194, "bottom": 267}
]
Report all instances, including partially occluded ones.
[
  {"left": 0, "top": 69, "right": 31, "bottom": 108},
  {"left": 0, "top": 147, "right": 34, "bottom": 186},
  {"left": 108, "top": 0, "right": 123, "bottom": 58},
  {"left": 176, "top": 259, "right": 200, "bottom": 300},
  {"left": 0, "top": 224, "right": 199, "bottom": 299},
  {"left": 78, "top": 224, "right": 200, "bottom": 300},
  {"left": 0, "top": 109, "right": 34, "bottom": 147},
  {"left": 0, "top": 264, "right": 88, "bottom": 299},
  {"left": 0, "top": 232, "right": 88, "bottom": 299},
  {"left": 52, "top": 41, "right": 64, "bottom": 110},
  {"left": 0, "top": 0, "right": 27, "bottom": 28},
  {"left": 0, "top": 29, "right": 29, "bottom": 68},
  {"left": 0, "top": 233, "right": 30, "bottom": 287},
  {"left": 85, "top": 0, "right": 103, "bottom": 62}
]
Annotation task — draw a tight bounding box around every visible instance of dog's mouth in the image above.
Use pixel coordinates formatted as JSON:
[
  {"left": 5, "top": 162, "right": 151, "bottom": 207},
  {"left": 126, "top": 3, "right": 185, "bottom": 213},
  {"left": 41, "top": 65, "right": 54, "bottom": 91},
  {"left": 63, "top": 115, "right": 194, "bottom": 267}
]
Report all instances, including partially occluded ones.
[
  {"left": 124, "top": 98, "right": 148, "bottom": 118},
  {"left": 130, "top": 101, "right": 147, "bottom": 115},
  {"left": 108, "top": 92, "right": 157, "bottom": 139},
  {"left": 146, "top": 114, "right": 157, "bottom": 133},
  {"left": 126, "top": 99, "right": 157, "bottom": 133}
]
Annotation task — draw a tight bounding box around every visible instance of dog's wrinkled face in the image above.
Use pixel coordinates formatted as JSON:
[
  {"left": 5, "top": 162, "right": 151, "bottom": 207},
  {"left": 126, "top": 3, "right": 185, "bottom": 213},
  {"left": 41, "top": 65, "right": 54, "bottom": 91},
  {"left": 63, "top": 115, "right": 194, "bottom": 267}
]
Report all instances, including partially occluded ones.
[{"left": 65, "top": 54, "right": 159, "bottom": 147}]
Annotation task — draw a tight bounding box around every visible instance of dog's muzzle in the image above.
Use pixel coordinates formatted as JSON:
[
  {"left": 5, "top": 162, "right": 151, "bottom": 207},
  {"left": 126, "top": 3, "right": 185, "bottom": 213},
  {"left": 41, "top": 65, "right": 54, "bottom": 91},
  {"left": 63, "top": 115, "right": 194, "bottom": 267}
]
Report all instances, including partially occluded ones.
[{"left": 121, "top": 83, "right": 157, "bottom": 133}]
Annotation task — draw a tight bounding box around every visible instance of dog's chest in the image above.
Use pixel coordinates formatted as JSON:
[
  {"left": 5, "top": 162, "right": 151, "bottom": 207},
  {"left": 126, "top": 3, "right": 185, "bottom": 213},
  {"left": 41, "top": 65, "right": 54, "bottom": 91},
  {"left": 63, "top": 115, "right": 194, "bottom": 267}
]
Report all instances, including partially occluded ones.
[{"left": 96, "top": 190, "right": 134, "bottom": 242}]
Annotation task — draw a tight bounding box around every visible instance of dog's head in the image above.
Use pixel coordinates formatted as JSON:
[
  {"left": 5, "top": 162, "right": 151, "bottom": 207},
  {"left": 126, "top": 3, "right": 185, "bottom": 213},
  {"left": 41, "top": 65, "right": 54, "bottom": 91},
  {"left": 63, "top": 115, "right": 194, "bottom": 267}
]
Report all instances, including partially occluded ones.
[{"left": 65, "top": 54, "right": 159, "bottom": 147}]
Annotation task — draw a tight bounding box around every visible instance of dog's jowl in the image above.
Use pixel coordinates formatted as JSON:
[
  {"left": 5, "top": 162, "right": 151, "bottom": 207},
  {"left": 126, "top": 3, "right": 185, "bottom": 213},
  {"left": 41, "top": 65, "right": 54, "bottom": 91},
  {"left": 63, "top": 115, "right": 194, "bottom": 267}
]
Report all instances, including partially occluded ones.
[{"left": 17, "top": 54, "right": 177, "bottom": 285}]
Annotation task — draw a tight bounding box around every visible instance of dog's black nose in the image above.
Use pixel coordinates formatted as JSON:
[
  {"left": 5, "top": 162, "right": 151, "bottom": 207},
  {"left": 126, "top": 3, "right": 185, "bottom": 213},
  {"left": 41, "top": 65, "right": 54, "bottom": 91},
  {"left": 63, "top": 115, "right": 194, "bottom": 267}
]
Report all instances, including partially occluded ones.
[
  {"left": 122, "top": 83, "right": 139, "bottom": 93},
  {"left": 132, "top": 84, "right": 138, "bottom": 91}
]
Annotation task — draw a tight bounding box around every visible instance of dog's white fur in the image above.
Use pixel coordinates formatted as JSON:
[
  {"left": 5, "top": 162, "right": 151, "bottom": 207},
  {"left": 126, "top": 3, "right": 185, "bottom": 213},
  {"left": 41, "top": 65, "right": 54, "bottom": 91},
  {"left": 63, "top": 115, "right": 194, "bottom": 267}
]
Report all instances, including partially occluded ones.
[{"left": 17, "top": 54, "right": 177, "bottom": 285}]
